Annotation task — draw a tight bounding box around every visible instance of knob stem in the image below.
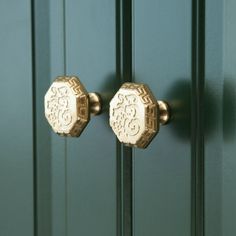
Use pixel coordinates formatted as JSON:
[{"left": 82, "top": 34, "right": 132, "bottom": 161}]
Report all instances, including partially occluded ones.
[
  {"left": 89, "top": 93, "right": 102, "bottom": 116},
  {"left": 157, "top": 100, "right": 170, "bottom": 125}
]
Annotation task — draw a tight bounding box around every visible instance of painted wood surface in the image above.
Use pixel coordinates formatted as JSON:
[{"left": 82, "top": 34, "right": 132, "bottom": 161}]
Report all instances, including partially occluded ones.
[
  {"left": 133, "top": 0, "right": 192, "bottom": 235},
  {"left": 1, "top": 1, "right": 236, "bottom": 236},
  {"left": 64, "top": 1, "right": 117, "bottom": 235},
  {"left": 205, "top": 0, "right": 236, "bottom": 235},
  {"left": 0, "top": 1, "right": 34, "bottom": 235}
]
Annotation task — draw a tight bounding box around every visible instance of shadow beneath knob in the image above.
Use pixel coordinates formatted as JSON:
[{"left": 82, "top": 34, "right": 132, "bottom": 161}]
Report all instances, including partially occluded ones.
[
  {"left": 164, "top": 79, "right": 191, "bottom": 141},
  {"left": 164, "top": 78, "right": 236, "bottom": 143},
  {"left": 165, "top": 79, "right": 218, "bottom": 141},
  {"left": 203, "top": 78, "right": 236, "bottom": 142},
  {"left": 93, "top": 73, "right": 121, "bottom": 132},
  {"left": 223, "top": 78, "right": 236, "bottom": 142}
]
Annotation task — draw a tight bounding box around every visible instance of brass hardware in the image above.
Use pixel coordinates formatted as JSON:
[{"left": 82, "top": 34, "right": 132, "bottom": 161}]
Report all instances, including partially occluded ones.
[
  {"left": 88, "top": 92, "right": 102, "bottom": 116},
  {"left": 157, "top": 100, "right": 170, "bottom": 125},
  {"left": 109, "top": 82, "right": 170, "bottom": 148},
  {"left": 44, "top": 76, "right": 102, "bottom": 137}
]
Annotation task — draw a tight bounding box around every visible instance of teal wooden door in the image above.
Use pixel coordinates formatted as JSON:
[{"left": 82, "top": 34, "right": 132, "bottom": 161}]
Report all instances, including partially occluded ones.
[
  {"left": 0, "top": 1, "right": 34, "bottom": 235},
  {"left": 133, "top": 0, "right": 191, "bottom": 235},
  {"left": 0, "top": 0, "right": 236, "bottom": 236}
]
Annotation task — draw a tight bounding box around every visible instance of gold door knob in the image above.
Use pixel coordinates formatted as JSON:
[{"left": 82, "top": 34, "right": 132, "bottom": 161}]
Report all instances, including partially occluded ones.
[
  {"left": 44, "top": 76, "right": 102, "bottom": 137},
  {"left": 109, "top": 83, "right": 170, "bottom": 148}
]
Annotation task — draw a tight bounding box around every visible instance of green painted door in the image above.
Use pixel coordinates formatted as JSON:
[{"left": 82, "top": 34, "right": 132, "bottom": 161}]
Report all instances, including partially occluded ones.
[{"left": 0, "top": 0, "right": 236, "bottom": 236}]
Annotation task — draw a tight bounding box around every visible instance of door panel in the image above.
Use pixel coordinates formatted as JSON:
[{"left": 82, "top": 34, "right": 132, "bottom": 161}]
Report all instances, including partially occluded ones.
[
  {"left": 222, "top": 1, "right": 236, "bottom": 234},
  {"left": 205, "top": 0, "right": 236, "bottom": 235},
  {"left": 36, "top": 0, "right": 119, "bottom": 235},
  {"left": 133, "top": 0, "right": 192, "bottom": 235},
  {"left": 0, "top": 1, "right": 34, "bottom": 235},
  {"left": 31, "top": 0, "right": 68, "bottom": 235},
  {"left": 65, "top": 0, "right": 117, "bottom": 235}
]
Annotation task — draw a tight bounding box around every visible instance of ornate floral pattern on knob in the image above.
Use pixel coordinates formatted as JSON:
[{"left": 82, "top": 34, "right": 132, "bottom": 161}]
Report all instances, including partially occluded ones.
[
  {"left": 109, "top": 83, "right": 159, "bottom": 148},
  {"left": 44, "top": 76, "right": 89, "bottom": 137}
]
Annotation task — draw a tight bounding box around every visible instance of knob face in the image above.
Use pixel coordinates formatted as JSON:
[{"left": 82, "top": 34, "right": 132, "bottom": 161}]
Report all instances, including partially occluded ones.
[
  {"left": 109, "top": 83, "right": 159, "bottom": 148},
  {"left": 44, "top": 76, "right": 89, "bottom": 137}
]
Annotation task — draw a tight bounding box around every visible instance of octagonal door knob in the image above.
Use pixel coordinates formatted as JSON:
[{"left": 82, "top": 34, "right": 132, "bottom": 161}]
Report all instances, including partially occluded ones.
[
  {"left": 109, "top": 82, "right": 170, "bottom": 148},
  {"left": 44, "top": 76, "right": 102, "bottom": 137}
]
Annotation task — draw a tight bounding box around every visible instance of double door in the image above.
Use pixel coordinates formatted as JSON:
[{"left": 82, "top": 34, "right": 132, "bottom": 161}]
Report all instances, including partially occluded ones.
[{"left": 1, "top": 0, "right": 236, "bottom": 236}]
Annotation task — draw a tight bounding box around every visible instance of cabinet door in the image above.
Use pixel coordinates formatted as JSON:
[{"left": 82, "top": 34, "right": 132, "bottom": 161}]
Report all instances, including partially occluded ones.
[
  {"left": 33, "top": 0, "right": 118, "bottom": 236},
  {"left": 1, "top": 1, "right": 236, "bottom": 236},
  {"left": 0, "top": 1, "right": 34, "bottom": 236},
  {"left": 61, "top": 1, "right": 117, "bottom": 235},
  {"left": 133, "top": 0, "right": 191, "bottom": 235},
  {"left": 205, "top": 0, "right": 236, "bottom": 235},
  {"left": 132, "top": 0, "right": 236, "bottom": 236}
]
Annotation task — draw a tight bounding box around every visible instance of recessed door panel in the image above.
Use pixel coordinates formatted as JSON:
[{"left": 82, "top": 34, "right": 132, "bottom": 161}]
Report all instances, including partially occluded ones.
[
  {"left": 205, "top": 0, "right": 236, "bottom": 235},
  {"left": 133, "top": 1, "right": 192, "bottom": 235},
  {"left": 0, "top": 1, "right": 34, "bottom": 235},
  {"left": 65, "top": 1, "right": 117, "bottom": 235}
]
